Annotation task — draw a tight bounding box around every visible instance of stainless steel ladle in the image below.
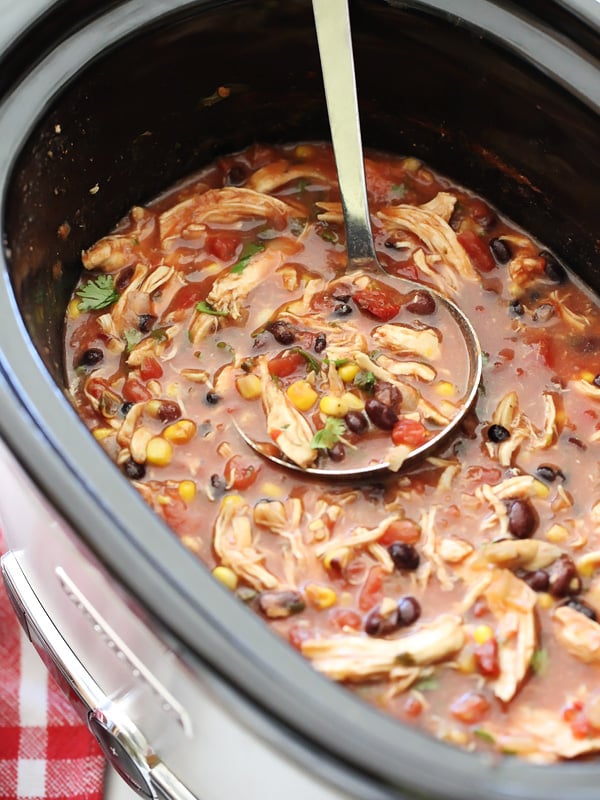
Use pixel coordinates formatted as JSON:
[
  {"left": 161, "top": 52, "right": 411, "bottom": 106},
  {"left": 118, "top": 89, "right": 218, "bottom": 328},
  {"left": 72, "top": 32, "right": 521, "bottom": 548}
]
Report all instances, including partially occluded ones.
[{"left": 234, "top": 0, "right": 482, "bottom": 478}]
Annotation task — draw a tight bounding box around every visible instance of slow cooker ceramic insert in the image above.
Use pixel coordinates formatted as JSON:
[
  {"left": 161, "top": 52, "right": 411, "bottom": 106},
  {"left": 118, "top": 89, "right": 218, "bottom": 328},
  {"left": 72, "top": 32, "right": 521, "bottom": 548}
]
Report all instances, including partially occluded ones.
[{"left": 0, "top": 2, "right": 598, "bottom": 798}]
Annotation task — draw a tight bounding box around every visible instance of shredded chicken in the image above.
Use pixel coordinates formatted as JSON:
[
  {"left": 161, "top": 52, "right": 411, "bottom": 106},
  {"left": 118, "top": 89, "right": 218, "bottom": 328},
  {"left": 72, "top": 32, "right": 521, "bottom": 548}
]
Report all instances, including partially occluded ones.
[
  {"left": 483, "top": 707, "right": 600, "bottom": 763},
  {"left": 213, "top": 495, "right": 282, "bottom": 591},
  {"left": 372, "top": 323, "right": 441, "bottom": 361},
  {"left": 378, "top": 193, "right": 477, "bottom": 280},
  {"left": 257, "top": 357, "right": 317, "bottom": 469},
  {"left": 484, "top": 570, "right": 537, "bottom": 702},
  {"left": 315, "top": 515, "right": 400, "bottom": 573},
  {"left": 301, "top": 614, "right": 464, "bottom": 681},
  {"left": 419, "top": 507, "right": 457, "bottom": 591},
  {"left": 553, "top": 605, "right": 600, "bottom": 663},
  {"left": 482, "top": 539, "right": 562, "bottom": 571},
  {"left": 247, "top": 159, "right": 334, "bottom": 194}
]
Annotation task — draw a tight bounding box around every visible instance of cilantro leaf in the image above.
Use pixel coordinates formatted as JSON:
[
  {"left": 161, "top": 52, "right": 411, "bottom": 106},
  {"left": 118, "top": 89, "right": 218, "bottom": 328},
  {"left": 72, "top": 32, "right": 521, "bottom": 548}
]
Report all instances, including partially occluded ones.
[
  {"left": 291, "top": 347, "right": 321, "bottom": 374},
  {"left": 196, "top": 301, "right": 229, "bottom": 317},
  {"left": 354, "top": 370, "right": 376, "bottom": 392},
  {"left": 391, "top": 182, "right": 407, "bottom": 198},
  {"left": 230, "top": 241, "right": 265, "bottom": 274},
  {"left": 473, "top": 729, "right": 495, "bottom": 744},
  {"left": 310, "top": 417, "right": 346, "bottom": 450},
  {"left": 413, "top": 676, "right": 438, "bottom": 692},
  {"left": 123, "top": 329, "right": 143, "bottom": 352},
  {"left": 76, "top": 274, "right": 119, "bottom": 311},
  {"left": 531, "top": 647, "right": 548, "bottom": 676}
]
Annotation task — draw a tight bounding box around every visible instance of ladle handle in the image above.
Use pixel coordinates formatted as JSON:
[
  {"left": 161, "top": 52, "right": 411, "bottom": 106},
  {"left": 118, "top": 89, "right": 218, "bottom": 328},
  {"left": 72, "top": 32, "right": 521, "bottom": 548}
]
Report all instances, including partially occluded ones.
[{"left": 312, "top": 0, "right": 378, "bottom": 268}]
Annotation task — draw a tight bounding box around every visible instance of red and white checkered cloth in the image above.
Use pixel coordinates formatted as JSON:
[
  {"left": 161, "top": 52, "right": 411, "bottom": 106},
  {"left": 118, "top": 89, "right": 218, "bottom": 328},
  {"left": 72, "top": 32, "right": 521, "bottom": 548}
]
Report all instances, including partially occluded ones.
[{"left": 0, "top": 531, "right": 105, "bottom": 800}]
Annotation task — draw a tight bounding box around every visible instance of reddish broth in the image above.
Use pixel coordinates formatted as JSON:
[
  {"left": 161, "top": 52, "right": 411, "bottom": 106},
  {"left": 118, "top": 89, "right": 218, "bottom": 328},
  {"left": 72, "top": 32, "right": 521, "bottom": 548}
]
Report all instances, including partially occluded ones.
[{"left": 65, "top": 142, "right": 600, "bottom": 761}]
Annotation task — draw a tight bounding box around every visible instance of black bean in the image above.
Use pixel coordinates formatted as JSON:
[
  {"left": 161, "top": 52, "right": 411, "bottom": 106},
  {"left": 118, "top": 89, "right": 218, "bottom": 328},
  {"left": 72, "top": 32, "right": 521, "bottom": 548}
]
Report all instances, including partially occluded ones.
[
  {"left": 120, "top": 401, "right": 134, "bottom": 416},
  {"left": 550, "top": 554, "right": 581, "bottom": 598},
  {"left": 210, "top": 474, "right": 226, "bottom": 495},
  {"left": 123, "top": 458, "right": 145, "bottom": 480},
  {"left": 397, "top": 596, "right": 421, "bottom": 627},
  {"left": 205, "top": 391, "right": 221, "bottom": 405},
  {"left": 138, "top": 313, "right": 157, "bottom": 333},
  {"left": 520, "top": 569, "right": 550, "bottom": 592},
  {"left": 79, "top": 348, "right": 104, "bottom": 368},
  {"left": 405, "top": 291, "right": 436, "bottom": 316},
  {"left": 364, "top": 608, "right": 398, "bottom": 637},
  {"left": 487, "top": 424, "right": 510, "bottom": 443},
  {"left": 536, "top": 464, "right": 564, "bottom": 483},
  {"left": 489, "top": 237, "right": 512, "bottom": 264},
  {"left": 226, "top": 165, "right": 247, "bottom": 186},
  {"left": 568, "top": 436, "right": 587, "bottom": 451},
  {"left": 507, "top": 499, "right": 538, "bottom": 539},
  {"left": 388, "top": 542, "right": 420, "bottom": 571},
  {"left": 563, "top": 598, "right": 598, "bottom": 622},
  {"left": 594, "top": 375, "right": 600, "bottom": 388},
  {"left": 333, "top": 293, "right": 352, "bottom": 303},
  {"left": 267, "top": 320, "right": 296, "bottom": 345},
  {"left": 258, "top": 590, "right": 305, "bottom": 619},
  {"left": 345, "top": 410, "right": 368, "bottom": 435},
  {"left": 509, "top": 299, "right": 524, "bottom": 316},
  {"left": 365, "top": 398, "right": 398, "bottom": 430},
  {"left": 540, "top": 250, "right": 566, "bottom": 283},
  {"left": 314, "top": 333, "right": 327, "bottom": 353},
  {"left": 115, "top": 267, "right": 134, "bottom": 291},
  {"left": 333, "top": 302, "right": 353, "bottom": 316},
  {"left": 374, "top": 381, "right": 402, "bottom": 411},
  {"left": 327, "top": 442, "right": 346, "bottom": 462}
]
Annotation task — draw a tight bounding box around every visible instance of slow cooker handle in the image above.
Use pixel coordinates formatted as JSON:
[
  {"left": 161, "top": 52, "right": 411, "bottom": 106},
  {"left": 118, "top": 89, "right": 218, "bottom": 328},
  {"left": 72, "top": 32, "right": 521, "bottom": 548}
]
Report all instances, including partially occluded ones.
[{"left": 0, "top": 550, "right": 198, "bottom": 800}]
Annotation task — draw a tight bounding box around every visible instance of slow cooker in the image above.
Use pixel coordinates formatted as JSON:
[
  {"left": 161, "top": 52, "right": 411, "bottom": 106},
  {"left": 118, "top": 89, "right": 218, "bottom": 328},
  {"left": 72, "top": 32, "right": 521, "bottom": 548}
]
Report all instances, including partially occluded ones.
[{"left": 0, "top": 1, "right": 598, "bottom": 798}]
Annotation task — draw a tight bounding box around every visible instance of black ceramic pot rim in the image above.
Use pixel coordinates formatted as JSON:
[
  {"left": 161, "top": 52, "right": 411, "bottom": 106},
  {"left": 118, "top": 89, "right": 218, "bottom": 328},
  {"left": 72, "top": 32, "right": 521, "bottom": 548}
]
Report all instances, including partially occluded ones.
[{"left": 0, "top": 2, "right": 599, "bottom": 799}]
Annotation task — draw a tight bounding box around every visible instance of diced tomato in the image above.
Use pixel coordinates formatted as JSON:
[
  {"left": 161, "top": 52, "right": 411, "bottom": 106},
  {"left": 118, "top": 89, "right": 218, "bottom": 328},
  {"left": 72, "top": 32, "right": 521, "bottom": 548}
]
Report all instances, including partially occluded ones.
[
  {"left": 469, "top": 198, "right": 496, "bottom": 229},
  {"left": 458, "top": 230, "right": 496, "bottom": 273},
  {"left": 450, "top": 692, "right": 490, "bottom": 724},
  {"left": 169, "top": 283, "right": 205, "bottom": 311},
  {"left": 358, "top": 565, "right": 384, "bottom": 612},
  {"left": 122, "top": 378, "right": 152, "bottom": 403},
  {"left": 267, "top": 350, "right": 305, "bottom": 378},
  {"left": 224, "top": 455, "right": 261, "bottom": 490},
  {"left": 464, "top": 465, "right": 503, "bottom": 491},
  {"left": 329, "top": 608, "right": 362, "bottom": 631},
  {"left": 562, "top": 699, "right": 584, "bottom": 723},
  {"left": 288, "top": 624, "right": 315, "bottom": 651},
  {"left": 160, "top": 490, "right": 188, "bottom": 530},
  {"left": 208, "top": 235, "right": 240, "bottom": 261},
  {"left": 378, "top": 518, "right": 421, "bottom": 546},
  {"left": 391, "top": 418, "right": 429, "bottom": 447},
  {"left": 570, "top": 711, "right": 594, "bottom": 740},
  {"left": 474, "top": 638, "right": 500, "bottom": 679},
  {"left": 140, "top": 356, "right": 163, "bottom": 381},
  {"left": 85, "top": 377, "right": 110, "bottom": 401},
  {"left": 404, "top": 695, "right": 424, "bottom": 719},
  {"left": 353, "top": 288, "right": 400, "bottom": 321}
]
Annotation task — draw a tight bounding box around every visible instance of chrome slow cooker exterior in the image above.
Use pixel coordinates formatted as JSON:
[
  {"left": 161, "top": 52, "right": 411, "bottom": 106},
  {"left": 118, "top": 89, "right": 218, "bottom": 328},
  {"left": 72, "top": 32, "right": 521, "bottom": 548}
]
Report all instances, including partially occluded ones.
[{"left": 0, "top": 1, "right": 598, "bottom": 798}]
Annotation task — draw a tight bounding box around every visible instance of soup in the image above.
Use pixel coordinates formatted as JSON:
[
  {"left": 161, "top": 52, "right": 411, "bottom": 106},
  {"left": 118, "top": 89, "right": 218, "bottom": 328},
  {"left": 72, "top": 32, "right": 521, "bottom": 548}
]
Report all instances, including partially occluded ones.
[{"left": 65, "top": 141, "right": 600, "bottom": 762}]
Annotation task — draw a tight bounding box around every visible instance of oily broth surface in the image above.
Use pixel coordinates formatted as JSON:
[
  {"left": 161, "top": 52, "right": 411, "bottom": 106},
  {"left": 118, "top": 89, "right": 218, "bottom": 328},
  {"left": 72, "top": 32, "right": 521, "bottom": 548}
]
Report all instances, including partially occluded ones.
[{"left": 65, "top": 142, "right": 600, "bottom": 759}]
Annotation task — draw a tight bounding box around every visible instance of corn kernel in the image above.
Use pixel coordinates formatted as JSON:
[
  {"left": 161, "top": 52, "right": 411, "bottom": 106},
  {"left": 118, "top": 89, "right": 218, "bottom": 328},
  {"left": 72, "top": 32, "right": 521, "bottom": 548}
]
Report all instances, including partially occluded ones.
[
  {"left": 473, "top": 624, "right": 494, "bottom": 645},
  {"left": 145, "top": 399, "right": 163, "bottom": 418},
  {"left": 537, "top": 592, "right": 554, "bottom": 610},
  {"left": 212, "top": 565, "right": 238, "bottom": 591},
  {"left": 435, "top": 381, "right": 456, "bottom": 397},
  {"left": 319, "top": 395, "right": 349, "bottom": 417},
  {"left": 533, "top": 479, "right": 550, "bottom": 499},
  {"left": 163, "top": 419, "right": 197, "bottom": 445},
  {"left": 286, "top": 380, "right": 318, "bottom": 411},
  {"left": 455, "top": 650, "right": 477, "bottom": 674},
  {"left": 67, "top": 298, "right": 81, "bottom": 320},
  {"left": 146, "top": 436, "right": 173, "bottom": 466},
  {"left": 221, "top": 494, "right": 244, "bottom": 511},
  {"left": 403, "top": 156, "right": 421, "bottom": 172},
  {"left": 157, "top": 494, "right": 171, "bottom": 506},
  {"left": 338, "top": 362, "right": 360, "bottom": 382},
  {"left": 259, "top": 481, "right": 285, "bottom": 499},
  {"left": 581, "top": 370, "right": 596, "bottom": 383},
  {"left": 295, "top": 144, "right": 314, "bottom": 159},
  {"left": 341, "top": 392, "right": 365, "bottom": 411},
  {"left": 236, "top": 373, "right": 262, "bottom": 400},
  {"left": 92, "top": 427, "right": 113, "bottom": 441},
  {"left": 322, "top": 546, "right": 351, "bottom": 571},
  {"left": 546, "top": 523, "right": 568, "bottom": 543},
  {"left": 305, "top": 583, "right": 337, "bottom": 609},
  {"left": 178, "top": 480, "right": 196, "bottom": 503}
]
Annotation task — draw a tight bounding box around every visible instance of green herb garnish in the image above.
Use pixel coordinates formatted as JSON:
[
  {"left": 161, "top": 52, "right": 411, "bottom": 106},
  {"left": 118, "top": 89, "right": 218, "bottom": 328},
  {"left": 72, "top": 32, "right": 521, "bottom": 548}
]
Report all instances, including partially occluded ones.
[
  {"left": 354, "top": 370, "right": 376, "bottom": 392},
  {"left": 413, "top": 676, "right": 438, "bottom": 692},
  {"left": 473, "top": 729, "right": 495, "bottom": 744},
  {"left": 123, "top": 329, "right": 143, "bottom": 352},
  {"left": 319, "top": 227, "right": 339, "bottom": 244},
  {"left": 76, "top": 274, "right": 119, "bottom": 311},
  {"left": 391, "top": 183, "right": 407, "bottom": 198},
  {"left": 196, "top": 301, "right": 229, "bottom": 317},
  {"left": 531, "top": 648, "right": 548, "bottom": 676},
  {"left": 151, "top": 328, "right": 169, "bottom": 342},
  {"left": 310, "top": 417, "right": 346, "bottom": 450},
  {"left": 292, "top": 347, "right": 321, "bottom": 374},
  {"left": 230, "top": 241, "right": 265, "bottom": 274}
]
